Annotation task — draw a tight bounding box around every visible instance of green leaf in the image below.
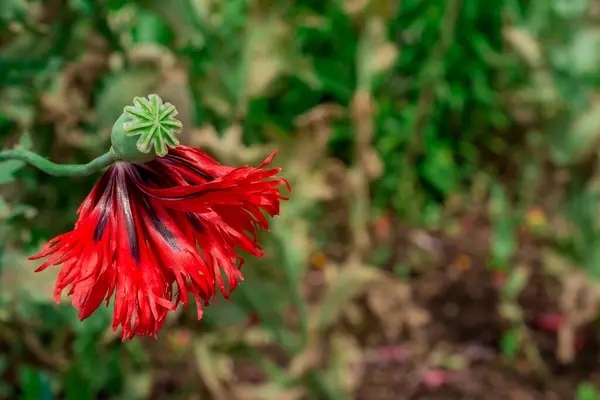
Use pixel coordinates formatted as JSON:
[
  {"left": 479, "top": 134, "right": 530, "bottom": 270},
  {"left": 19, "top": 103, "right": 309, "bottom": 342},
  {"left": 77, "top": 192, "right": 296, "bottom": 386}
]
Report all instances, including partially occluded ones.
[
  {"left": 501, "top": 329, "right": 520, "bottom": 361},
  {"left": 501, "top": 267, "right": 529, "bottom": 300},
  {"left": 95, "top": 70, "right": 159, "bottom": 130},
  {"left": 553, "top": 0, "right": 589, "bottom": 18},
  {"left": 131, "top": 10, "right": 174, "bottom": 46},
  {"left": 420, "top": 144, "right": 459, "bottom": 195},
  {"left": 0, "top": 356, "right": 7, "bottom": 374},
  {"left": 0, "top": 131, "right": 32, "bottom": 184},
  {"left": 569, "top": 29, "right": 600, "bottom": 76},
  {"left": 18, "top": 366, "right": 52, "bottom": 400},
  {"left": 489, "top": 186, "right": 517, "bottom": 270},
  {"left": 201, "top": 299, "right": 248, "bottom": 327},
  {"left": 0, "top": 160, "right": 26, "bottom": 184},
  {"left": 576, "top": 382, "right": 598, "bottom": 400},
  {"left": 547, "top": 104, "right": 600, "bottom": 166},
  {"left": 235, "top": 277, "right": 300, "bottom": 352},
  {"left": 63, "top": 366, "right": 95, "bottom": 400},
  {"left": 18, "top": 131, "right": 32, "bottom": 149}
]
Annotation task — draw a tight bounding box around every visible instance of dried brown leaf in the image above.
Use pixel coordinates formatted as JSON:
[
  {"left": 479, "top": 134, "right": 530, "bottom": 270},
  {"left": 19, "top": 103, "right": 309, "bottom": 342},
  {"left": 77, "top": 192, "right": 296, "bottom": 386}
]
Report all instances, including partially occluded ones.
[
  {"left": 232, "top": 383, "right": 305, "bottom": 400},
  {"left": 357, "top": 19, "right": 398, "bottom": 89},
  {"left": 245, "top": 17, "right": 289, "bottom": 99},
  {"left": 327, "top": 333, "right": 364, "bottom": 393},
  {"left": 193, "top": 338, "right": 232, "bottom": 400},
  {"left": 189, "top": 125, "right": 271, "bottom": 165},
  {"left": 1, "top": 244, "right": 58, "bottom": 303},
  {"left": 503, "top": 26, "right": 544, "bottom": 69},
  {"left": 343, "top": 0, "right": 370, "bottom": 14}
]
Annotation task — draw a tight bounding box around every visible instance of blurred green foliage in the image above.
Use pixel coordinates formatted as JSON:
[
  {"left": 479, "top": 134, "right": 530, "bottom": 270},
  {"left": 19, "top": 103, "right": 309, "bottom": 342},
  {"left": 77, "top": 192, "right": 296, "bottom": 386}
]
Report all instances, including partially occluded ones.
[{"left": 3, "top": 0, "right": 600, "bottom": 398}]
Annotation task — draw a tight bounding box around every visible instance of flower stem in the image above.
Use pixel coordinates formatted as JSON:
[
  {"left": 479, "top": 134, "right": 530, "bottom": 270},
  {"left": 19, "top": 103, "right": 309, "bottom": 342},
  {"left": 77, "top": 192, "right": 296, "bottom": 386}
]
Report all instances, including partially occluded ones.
[{"left": 0, "top": 149, "right": 115, "bottom": 177}]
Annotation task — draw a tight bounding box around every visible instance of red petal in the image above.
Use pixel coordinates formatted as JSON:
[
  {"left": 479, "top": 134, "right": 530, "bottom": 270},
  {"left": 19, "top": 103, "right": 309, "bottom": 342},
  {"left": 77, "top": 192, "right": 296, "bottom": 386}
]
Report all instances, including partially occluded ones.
[
  {"left": 31, "top": 147, "right": 290, "bottom": 339},
  {"left": 30, "top": 167, "right": 180, "bottom": 340},
  {"left": 143, "top": 149, "right": 290, "bottom": 297}
]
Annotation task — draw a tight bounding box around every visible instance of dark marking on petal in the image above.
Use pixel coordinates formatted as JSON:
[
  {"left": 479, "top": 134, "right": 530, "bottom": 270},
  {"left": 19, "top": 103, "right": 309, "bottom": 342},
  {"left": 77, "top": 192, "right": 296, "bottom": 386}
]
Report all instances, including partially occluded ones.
[
  {"left": 116, "top": 172, "right": 140, "bottom": 264},
  {"left": 93, "top": 205, "right": 110, "bottom": 242},
  {"left": 93, "top": 173, "right": 116, "bottom": 242},
  {"left": 90, "top": 167, "right": 115, "bottom": 204},
  {"left": 133, "top": 163, "right": 181, "bottom": 187},
  {"left": 163, "top": 186, "right": 229, "bottom": 201},
  {"left": 141, "top": 198, "right": 180, "bottom": 251},
  {"left": 164, "top": 154, "right": 216, "bottom": 181},
  {"left": 130, "top": 160, "right": 242, "bottom": 202},
  {"left": 152, "top": 216, "right": 180, "bottom": 250},
  {"left": 186, "top": 213, "right": 204, "bottom": 232}
]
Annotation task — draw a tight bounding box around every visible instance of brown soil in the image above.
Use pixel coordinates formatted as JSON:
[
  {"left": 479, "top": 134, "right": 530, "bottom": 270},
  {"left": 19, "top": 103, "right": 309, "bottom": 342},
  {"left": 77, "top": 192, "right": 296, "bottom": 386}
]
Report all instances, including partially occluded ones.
[
  {"left": 229, "top": 225, "right": 600, "bottom": 400},
  {"left": 353, "top": 232, "right": 600, "bottom": 400}
]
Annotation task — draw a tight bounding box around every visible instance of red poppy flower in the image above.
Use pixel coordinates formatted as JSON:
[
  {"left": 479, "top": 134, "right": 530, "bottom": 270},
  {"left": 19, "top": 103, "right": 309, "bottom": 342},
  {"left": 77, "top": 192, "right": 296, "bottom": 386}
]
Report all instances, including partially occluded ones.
[{"left": 30, "top": 146, "right": 289, "bottom": 340}]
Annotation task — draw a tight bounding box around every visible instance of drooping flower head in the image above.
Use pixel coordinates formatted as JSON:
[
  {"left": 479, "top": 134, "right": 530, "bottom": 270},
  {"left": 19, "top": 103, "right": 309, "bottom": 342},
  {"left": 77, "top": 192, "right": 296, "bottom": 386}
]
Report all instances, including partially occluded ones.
[{"left": 30, "top": 95, "right": 289, "bottom": 340}]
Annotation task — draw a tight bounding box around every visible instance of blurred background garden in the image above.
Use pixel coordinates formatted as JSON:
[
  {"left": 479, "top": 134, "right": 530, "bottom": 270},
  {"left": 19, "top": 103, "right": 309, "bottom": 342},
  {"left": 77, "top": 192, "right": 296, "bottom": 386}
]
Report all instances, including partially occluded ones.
[{"left": 3, "top": 0, "right": 600, "bottom": 398}]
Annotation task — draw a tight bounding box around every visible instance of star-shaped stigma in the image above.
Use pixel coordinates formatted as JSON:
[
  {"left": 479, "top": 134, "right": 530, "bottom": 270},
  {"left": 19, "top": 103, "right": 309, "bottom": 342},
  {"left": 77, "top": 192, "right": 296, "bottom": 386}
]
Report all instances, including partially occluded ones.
[{"left": 122, "top": 94, "right": 183, "bottom": 157}]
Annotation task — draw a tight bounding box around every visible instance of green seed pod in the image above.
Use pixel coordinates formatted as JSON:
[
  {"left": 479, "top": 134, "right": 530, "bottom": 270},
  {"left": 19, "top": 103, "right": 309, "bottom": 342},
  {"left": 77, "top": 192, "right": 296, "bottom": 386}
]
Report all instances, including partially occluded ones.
[{"left": 110, "top": 94, "right": 183, "bottom": 164}]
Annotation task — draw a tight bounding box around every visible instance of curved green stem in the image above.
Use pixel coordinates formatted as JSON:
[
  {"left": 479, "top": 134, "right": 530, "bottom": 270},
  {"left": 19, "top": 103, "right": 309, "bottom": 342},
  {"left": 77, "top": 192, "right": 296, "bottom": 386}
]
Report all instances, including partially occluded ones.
[{"left": 0, "top": 149, "right": 115, "bottom": 177}]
